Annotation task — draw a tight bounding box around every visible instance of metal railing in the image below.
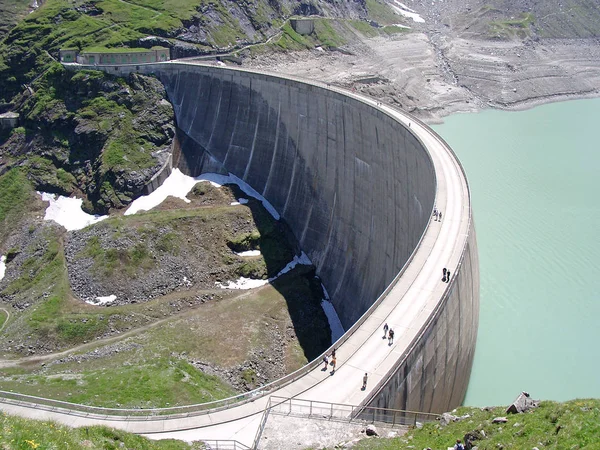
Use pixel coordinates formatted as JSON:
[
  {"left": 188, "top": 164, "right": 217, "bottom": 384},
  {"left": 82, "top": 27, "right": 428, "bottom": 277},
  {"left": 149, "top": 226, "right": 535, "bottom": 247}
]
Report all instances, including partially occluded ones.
[
  {"left": 251, "top": 398, "right": 272, "bottom": 450},
  {"left": 202, "top": 440, "right": 250, "bottom": 450},
  {"left": 268, "top": 396, "right": 439, "bottom": 428}
]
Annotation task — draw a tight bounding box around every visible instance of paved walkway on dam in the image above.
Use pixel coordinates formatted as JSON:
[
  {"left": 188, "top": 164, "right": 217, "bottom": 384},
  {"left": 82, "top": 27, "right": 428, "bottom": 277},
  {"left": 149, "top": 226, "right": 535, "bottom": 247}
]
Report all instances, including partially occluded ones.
[{"left": 0, "top": 63, "right": 472, "bottom": 448}]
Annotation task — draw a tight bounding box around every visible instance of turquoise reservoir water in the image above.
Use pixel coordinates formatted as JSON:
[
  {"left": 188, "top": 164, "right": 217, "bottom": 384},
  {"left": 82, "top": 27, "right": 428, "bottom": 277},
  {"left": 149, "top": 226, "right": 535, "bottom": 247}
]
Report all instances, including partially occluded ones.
[{"left": 433, "top": 98, "right": 600, "bottom": 407}]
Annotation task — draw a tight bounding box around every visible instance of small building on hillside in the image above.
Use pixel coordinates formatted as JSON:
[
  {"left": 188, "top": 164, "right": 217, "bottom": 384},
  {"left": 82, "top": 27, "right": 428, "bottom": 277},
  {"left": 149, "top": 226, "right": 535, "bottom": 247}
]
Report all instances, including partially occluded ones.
[
  {"left": 0, "top": 112, "right": 19, "bottom": 129},
  {"left": 59, "top": 48, "right": 78, "bottom": 63},
  {"left": 290, "top": 18, "right": 315, "bottom": 35},
  {"left": 59, "top": 47, "right": 170, "bottom": 65}
]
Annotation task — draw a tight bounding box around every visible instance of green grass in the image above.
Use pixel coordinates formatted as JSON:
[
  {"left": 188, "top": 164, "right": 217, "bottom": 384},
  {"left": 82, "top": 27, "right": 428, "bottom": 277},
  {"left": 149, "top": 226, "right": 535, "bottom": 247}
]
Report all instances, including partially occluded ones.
[
  {"left": 0, "top": 168, "right": 36, "bottom": 244},
  {"left": 82, "top": 235, "right": 154, "bottom": 277},
  {"left": 0, "top": 309, "right": 7, "bottom": 329},
  {"left": 313, "top": 19, "right": 347, "bottom": 48},
  {"left": 383, "top": 25, "right": 409, "bottom": 35},
  {"left": 489, "top": 12, "right": 535, "bottom": 39},
  {"left": 2, "top": 228, "right": 65, "bottom": 297},
  {"left": 0, "top": 411, "right": 203, "bottom": 449},
  {"left": 365, "top": 0, "right": 403, "bottom": 25},
  {"left": 0, "top": 357, "right": 235, "bottom": 408},
  {"left": 349, "top": 20, "right": 379, "bottom": 38},
  {"left": 348, "top": 399, "right": 600, "bottom": 449}
]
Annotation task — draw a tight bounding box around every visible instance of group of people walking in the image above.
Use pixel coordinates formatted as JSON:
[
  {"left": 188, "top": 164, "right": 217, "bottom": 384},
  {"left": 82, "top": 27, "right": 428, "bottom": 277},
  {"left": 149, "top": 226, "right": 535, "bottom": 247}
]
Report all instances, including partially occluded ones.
[
  {"left": 322, "top": 349, "right": 337, "bottom": 373},
  {"left": 382, "top": 323, "right": 394, "bottom": 345},
  {"left": 433, "top": 207, "right": 443, "bottom": 222}
]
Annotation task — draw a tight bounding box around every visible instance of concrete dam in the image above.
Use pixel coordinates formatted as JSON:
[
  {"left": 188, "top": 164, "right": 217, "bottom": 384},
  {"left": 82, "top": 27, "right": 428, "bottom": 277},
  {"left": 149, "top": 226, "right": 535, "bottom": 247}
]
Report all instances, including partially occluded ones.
[{"left": 1, "top": 61, "right": 479, "bottom": 443}]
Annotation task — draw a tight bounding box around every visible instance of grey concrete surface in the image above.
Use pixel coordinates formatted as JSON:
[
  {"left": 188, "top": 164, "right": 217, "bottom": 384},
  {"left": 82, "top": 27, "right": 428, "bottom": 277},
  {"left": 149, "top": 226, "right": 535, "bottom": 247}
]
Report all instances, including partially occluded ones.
[{"left": 1, "top": 62, "right": 479, "bottom": 446}]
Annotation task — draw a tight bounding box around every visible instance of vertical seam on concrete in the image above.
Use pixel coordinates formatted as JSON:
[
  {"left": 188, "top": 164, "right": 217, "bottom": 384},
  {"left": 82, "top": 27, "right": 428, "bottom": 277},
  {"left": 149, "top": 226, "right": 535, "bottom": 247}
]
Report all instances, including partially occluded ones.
[
  {"left": 243, "top": 112, "right": 261, "bottom": 181},
  {"left": 208, "top": 76, "right": 223, "bottom": 150},
  {"left": 262, "top": 101, "right": 281, "bottom": 197},
  {"left": 300, "top": 203, "right": 314, "bottom": 245},
  {"left": 316, "top": 192, "right": 337, "bottom": 274},
  {"left": 282, "top": 112, "right": 301, "bottom": 216}
]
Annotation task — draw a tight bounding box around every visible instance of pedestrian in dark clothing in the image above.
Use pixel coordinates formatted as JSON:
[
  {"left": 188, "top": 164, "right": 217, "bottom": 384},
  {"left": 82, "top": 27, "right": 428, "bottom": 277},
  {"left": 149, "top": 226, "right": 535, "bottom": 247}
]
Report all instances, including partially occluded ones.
[
  {"left": 383, "top": 323, "right": 389, "bottom": 339},
  {"left": 331, "top": 356, "right": 337, "bottom": 373},
  {"left": 362, "top": 373, "right": 368, "bottom": 390},
  {"left": 439, "top": 211, "right": 442, "bottom": 221},
  {"left": 446, "top": 270, "right": 451, "bottom": 283},
  {"left": 322, "top": 355, "right": 329, "bottom": 371},
  {"left": 442, "top": 267, "right": 447, "bottom": 282},
  {"left": 388, "top": 328, "right": 394, "bottom": 345},
  {"left": 454, "top": 439, "right": 465, "bottom": 450}
]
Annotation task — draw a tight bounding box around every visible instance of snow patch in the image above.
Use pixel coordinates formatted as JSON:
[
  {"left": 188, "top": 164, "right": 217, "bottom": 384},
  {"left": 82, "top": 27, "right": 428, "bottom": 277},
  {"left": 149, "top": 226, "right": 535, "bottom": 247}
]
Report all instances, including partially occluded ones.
[
  {"left": 319, "top": 283, "right": 345, "bottom": 343},
  {"left": 275, "top": 252, "right": 312, "bottom": 277},
  {"left": 87, "top": 294, "right": 117, "bottom": 306},
  {"left": 235, "top": 250, "right": 261, "bottom": 257},
  {"left": 216, "top": 252, "right": 312, "bottom": 290},
  {"left": 39, "top": 192, "right": 108, "bottom": 231},
  {"left": 216, "top": 277, "right": 270, "bottom": 290},
  {"left": 230, "top": 198, "right": 249, "bottom": 206},
  {"left": 126, "top": 169, "right": 279, "bottom": 219},
  {"left": 388, "top": 0, "right": 425, "bottom": 22},
  {"left": 0, "top": 255, "right": 6, "bottom": 282}
]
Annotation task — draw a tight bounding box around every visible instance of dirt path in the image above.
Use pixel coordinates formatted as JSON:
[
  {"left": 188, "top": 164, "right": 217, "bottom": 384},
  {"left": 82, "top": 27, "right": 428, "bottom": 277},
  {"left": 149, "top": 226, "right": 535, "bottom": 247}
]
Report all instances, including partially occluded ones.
[
  {"left": 0, "top": 308, "right": 9, "bottom": 333},
  {"left": 0, "top": 288, "right": 260, "bottom": 369}
]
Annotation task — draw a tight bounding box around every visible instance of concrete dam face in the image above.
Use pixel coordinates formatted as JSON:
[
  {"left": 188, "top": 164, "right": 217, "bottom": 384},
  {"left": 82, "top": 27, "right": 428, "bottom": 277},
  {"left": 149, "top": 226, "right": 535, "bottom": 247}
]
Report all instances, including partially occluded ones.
[
  {"left": 157, "top": 65, "right": 439, "bottom": 329},
  {"left": 80, "top": 61, "right": 479, "bottom": 415}
]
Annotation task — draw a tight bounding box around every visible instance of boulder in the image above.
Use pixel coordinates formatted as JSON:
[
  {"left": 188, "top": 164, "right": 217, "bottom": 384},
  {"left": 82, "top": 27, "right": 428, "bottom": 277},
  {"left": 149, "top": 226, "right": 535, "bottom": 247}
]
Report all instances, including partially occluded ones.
[
  {"left": 492, "top": 417, "right": 508, "bottom": 424},
  {"left": 365, "top": 424, "right": 378, "bottom": 436},
  {"left": 464, "top": 429, "right": 485, "bottom": 449},
  {"left": 440, "top": 412, "right": 458, "bottom": 427},
  {"left": 506, "top": 392, "right": 539, "bottom": 414}
]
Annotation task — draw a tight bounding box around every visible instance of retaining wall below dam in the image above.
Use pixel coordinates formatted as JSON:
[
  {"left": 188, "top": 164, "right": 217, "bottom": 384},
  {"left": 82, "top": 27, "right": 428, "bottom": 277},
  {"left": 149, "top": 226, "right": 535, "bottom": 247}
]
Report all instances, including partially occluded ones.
[{"left": 63, "top": 61, "right": 479, "bottom": 414}]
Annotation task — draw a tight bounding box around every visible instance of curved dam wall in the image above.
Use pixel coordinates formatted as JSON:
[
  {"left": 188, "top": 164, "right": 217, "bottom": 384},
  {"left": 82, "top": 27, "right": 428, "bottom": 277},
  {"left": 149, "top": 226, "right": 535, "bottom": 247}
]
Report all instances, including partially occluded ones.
[
  {"left": 367, "top": 233, "right": 480, "bottom": 413},
  {"left": 70, "top": 61, "right": 479, "bottom": 413},
  {"left": 146, "top": 63, "right": 438, "bottom": 329}
]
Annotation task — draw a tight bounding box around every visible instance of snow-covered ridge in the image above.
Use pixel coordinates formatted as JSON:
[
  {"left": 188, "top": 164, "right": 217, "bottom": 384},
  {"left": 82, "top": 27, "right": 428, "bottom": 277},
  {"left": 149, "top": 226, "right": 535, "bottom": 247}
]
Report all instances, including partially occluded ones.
[{"left": 39, "top": 192, "right": 108, "bottom": 231}]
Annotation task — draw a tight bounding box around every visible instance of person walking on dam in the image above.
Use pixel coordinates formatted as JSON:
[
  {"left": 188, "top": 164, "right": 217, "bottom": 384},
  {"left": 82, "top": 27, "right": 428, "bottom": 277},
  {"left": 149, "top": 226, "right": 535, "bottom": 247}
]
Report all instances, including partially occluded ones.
[
  {"left": 446, "top": 270, "right": 451, "bottom": 283},
  {"left": 388, "top": 328, "right": 394, "bottom": 345},
  {"left": 383, "top": 323, "right": 389, "bottom": 339},
  {"left": 322, "top": 355, "right": 329, "bottom": 371},
  {"left": 330, "top": 355, "right": 337, "bottom": 374},
  {"left": 362, "top": 373, "right": 368, "bottom": 390},
  {"left": 442, "top": 268, "right": 447, "bottom": 282}
]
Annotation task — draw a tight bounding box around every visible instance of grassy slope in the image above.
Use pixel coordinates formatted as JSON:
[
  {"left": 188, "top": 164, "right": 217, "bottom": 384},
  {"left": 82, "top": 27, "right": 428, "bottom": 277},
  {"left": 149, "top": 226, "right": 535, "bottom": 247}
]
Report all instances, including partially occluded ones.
[
  {"left": 0, "top": 0, "right": 29, "bottom": 38},
  {"left": 0, "top": 411, "right": 203, "bottom": 449},
  {"left": 0, "top": 275, "right": 321, "bottom": 408},
  {"left": 0, "top": 168, "right": 38, "bottom": 245},
  {"left": 0, "top": 186, "right": 329, "bottom": 408},
  {"left": 348, "top": 399, "right": 600, "bottom": 449}
]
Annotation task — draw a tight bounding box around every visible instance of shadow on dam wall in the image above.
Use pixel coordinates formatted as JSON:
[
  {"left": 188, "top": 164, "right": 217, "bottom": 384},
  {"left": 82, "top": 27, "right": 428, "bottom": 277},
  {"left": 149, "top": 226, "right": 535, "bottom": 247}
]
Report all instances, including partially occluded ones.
[{"left": 156, "top": 65, "right": 437, "bottom": 330}]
